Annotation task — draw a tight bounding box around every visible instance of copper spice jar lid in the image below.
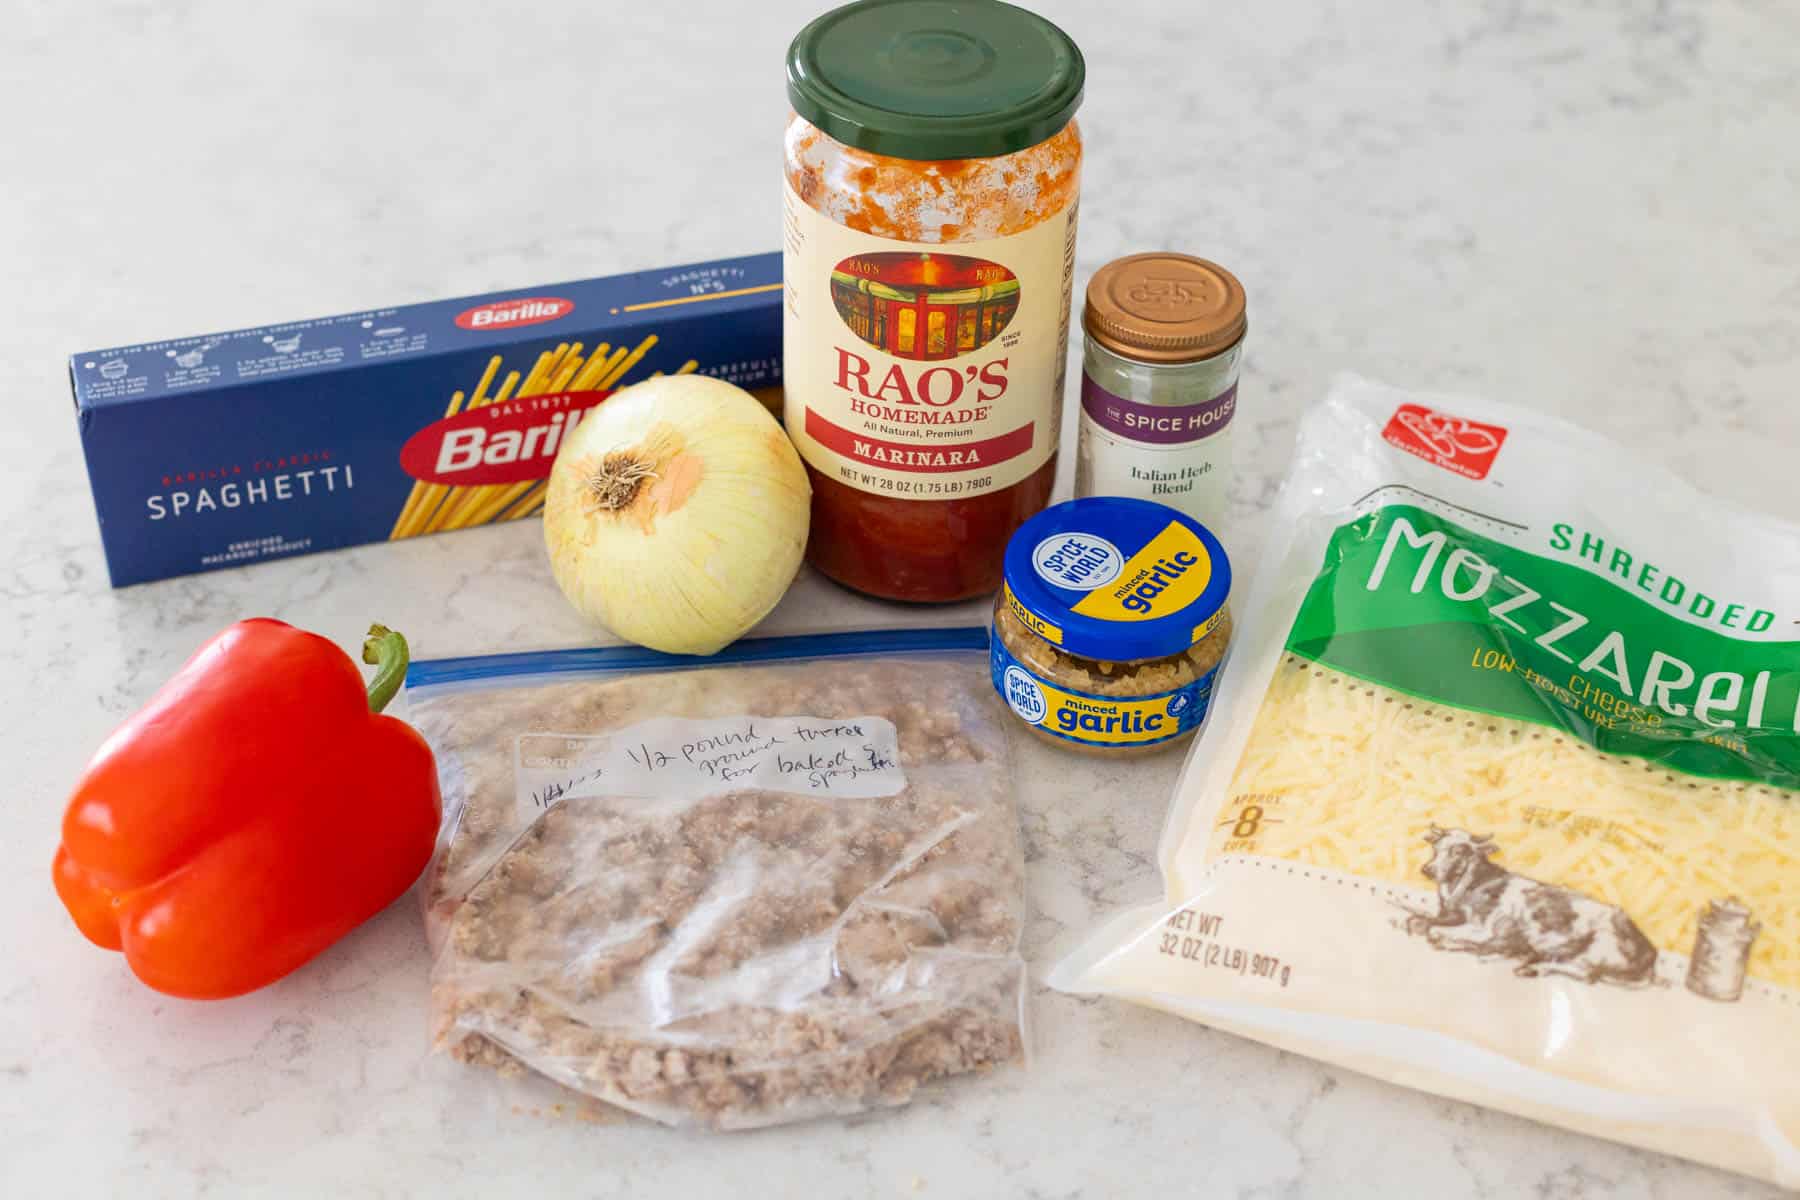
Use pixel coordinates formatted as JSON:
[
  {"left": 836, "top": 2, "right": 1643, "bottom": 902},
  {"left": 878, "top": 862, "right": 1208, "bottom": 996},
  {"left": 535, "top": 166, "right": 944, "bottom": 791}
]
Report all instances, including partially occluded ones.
[{"left": 1083, "top": 253, "right": 1247, "bottom": 364}]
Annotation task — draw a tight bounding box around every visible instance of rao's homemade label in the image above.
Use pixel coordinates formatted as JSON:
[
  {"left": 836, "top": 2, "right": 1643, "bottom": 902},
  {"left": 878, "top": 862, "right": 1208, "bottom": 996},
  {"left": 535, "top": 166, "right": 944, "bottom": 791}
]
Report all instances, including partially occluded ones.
[{"left": 782, "top": 181, "right": 1077, "bottom": 499}]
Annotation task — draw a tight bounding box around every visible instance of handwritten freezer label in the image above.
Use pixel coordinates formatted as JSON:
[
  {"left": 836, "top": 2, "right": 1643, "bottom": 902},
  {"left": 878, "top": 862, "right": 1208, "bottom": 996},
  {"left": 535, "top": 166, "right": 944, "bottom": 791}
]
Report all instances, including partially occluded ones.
[{"left": 514, "top": 715, "right": 906, "bottom": 813}]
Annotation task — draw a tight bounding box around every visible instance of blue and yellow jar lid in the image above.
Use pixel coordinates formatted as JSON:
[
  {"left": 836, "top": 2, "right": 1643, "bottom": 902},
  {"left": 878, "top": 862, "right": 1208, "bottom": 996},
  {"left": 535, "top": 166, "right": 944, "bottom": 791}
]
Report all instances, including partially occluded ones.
[{"left": 1001, "top": 497, "right": 1231, "bottom": 662}]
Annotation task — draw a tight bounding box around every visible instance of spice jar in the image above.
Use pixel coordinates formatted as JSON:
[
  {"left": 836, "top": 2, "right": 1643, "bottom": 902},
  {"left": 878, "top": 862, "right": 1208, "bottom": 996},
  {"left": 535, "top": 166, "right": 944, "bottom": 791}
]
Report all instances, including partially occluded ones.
[
  {"left": 1075, "top": 254, "right": 1247, "bottom": 535},
  {"left": 990, "top": 497, "right": 1232, "bottom": 755},
  {"left": 782, "top": 0, "right": 1084, "bottom": 603}
]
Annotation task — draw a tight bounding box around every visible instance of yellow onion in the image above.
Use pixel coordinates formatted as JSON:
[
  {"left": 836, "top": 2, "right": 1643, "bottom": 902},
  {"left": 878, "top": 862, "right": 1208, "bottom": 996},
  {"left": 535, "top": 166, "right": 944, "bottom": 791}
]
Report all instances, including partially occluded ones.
[{"left": 543, "top": 374, "right": 811, "bottom": 655}]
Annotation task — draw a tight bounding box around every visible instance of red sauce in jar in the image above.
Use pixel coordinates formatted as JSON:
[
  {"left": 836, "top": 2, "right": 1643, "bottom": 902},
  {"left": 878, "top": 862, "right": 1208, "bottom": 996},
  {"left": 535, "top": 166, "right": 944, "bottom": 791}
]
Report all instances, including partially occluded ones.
[
  {"left": 782, "top": 2, "right": 1084, "bottom": 602},
  {"left": 805, "top": 453, "right": 1059, "bottom": 602},
  {"left": 784, "top": 118, "right": 1080, "bottom": 604}
]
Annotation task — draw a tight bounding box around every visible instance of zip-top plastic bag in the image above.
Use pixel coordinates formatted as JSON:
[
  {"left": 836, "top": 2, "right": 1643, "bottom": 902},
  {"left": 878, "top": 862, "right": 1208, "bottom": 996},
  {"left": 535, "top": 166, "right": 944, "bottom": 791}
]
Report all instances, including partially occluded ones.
[
  {"left": 1052, "top": 376, "right": 1800, "bottom": 1187},
  {"left": 406, "top": 629, "right": 1026, "bottom": 1130}
]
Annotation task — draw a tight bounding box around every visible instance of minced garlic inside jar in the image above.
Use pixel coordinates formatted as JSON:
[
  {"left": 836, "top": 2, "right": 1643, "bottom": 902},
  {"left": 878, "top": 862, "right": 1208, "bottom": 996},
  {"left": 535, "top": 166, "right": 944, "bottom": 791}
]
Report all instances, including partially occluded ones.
[
  {"left": 993, "top": 599, "right": 1232, "bottom": 756},
  {"left": 994, "top": 598, "right": 1233, "bottom": 697},
  {"left": 987, "top": 496, "right": 1234, "bottom": 755}
]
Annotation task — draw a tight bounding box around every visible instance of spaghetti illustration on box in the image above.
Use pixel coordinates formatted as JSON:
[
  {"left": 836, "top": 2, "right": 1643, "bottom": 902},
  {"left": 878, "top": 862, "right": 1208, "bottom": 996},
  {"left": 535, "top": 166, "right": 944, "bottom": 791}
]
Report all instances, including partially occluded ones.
[{"left": 387, "top": 335, "right": 695, "bottom": 539}]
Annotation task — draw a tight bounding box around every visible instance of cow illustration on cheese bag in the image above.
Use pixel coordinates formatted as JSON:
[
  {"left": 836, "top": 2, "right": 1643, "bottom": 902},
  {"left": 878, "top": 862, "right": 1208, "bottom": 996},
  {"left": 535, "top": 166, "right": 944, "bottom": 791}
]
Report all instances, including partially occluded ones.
[{"left": 1399, "top": 827, "right": 1660, "bottom": 987}]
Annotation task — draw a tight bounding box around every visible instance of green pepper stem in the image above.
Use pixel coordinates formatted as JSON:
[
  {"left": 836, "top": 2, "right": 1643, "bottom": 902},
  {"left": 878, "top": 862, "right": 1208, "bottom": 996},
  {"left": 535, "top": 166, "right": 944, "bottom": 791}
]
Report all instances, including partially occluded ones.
[{"left": 362, "top": 624, "right": 409, "bottom": 714}]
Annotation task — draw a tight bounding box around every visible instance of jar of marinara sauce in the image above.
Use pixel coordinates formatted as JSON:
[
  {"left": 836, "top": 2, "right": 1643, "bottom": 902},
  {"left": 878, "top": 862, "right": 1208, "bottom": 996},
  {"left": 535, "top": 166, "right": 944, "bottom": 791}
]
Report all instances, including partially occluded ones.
[{"left": 783, "top": 0, "right": 1084, "bottom": 603}]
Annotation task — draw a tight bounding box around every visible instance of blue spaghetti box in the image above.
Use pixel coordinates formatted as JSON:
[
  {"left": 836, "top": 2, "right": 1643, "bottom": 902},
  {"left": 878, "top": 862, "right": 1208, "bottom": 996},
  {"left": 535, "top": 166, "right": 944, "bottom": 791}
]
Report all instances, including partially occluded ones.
[{"left": 71, "top": 252, "right": 783, "bottom": 586}]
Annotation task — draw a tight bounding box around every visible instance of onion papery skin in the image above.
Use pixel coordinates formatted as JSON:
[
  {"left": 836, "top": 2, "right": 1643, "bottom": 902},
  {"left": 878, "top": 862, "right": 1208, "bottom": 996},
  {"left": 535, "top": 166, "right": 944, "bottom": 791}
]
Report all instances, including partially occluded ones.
[{"left": 543, "top": 375, "right": 811, "bottom": 655}]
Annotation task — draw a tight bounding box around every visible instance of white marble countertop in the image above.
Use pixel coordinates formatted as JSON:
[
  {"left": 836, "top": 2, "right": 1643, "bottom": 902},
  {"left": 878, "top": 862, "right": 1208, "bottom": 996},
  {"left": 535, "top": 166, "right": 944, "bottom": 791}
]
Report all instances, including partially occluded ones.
[{"left": 5, "top": 1, "right": 1796, "bottom": 1195}]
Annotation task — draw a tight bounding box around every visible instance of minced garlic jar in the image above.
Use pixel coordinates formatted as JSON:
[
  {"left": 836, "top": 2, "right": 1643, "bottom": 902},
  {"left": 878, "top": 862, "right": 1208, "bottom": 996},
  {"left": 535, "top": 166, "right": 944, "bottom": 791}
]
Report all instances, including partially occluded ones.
[
  {"left": 782, "top": 0, "right": 1084, "bottom": 603},
  {"left": 990, "top": 497, "right": 1232, "bottom": 755}
]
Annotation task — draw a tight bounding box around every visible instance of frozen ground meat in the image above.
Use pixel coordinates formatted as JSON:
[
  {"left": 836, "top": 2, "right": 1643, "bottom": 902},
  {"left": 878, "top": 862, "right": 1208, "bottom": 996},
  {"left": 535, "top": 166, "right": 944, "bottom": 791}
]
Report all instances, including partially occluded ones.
[{"left": 408, "top": 648, "right": 1026, "bottom": 1129}]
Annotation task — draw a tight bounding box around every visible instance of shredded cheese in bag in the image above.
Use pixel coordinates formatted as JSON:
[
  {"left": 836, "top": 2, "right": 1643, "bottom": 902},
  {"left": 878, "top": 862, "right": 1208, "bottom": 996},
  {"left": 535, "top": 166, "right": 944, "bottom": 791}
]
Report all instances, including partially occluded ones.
[
  {"left": 1224, "top": 657, "right": 1800, "bottom": 989},
  {"left": 1051, "top": 377, "right": 1800, "bottom": 1188}
]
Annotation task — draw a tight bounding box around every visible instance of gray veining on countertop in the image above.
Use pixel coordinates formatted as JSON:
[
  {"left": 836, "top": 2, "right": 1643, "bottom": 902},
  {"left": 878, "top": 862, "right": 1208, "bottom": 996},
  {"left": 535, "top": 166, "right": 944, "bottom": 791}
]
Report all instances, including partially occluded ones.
[{"left": 3, "top": 0, "right": 1796, "bottom": 1196}]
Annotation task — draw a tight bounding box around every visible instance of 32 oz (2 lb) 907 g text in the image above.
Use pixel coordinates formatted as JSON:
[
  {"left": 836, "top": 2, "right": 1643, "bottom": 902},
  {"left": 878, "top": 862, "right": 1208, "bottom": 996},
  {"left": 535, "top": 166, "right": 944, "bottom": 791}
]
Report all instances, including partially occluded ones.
[{"left": 1158, "top": 916, "right": 1292, "bottom": 988}]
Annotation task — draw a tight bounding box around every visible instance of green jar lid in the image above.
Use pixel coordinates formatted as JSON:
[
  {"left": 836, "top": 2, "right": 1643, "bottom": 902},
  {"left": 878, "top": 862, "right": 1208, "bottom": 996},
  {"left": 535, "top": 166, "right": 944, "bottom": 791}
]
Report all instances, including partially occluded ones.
[{"left": 787, "top": 0, "right": 1084, "bottom": 162}]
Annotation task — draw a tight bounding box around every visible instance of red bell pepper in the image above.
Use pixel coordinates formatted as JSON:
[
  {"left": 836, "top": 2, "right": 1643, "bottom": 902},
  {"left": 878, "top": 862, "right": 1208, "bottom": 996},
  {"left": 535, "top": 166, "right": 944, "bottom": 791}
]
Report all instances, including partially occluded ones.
[{"left": 53, "top": 620, "right": 441, "bottom": 999}]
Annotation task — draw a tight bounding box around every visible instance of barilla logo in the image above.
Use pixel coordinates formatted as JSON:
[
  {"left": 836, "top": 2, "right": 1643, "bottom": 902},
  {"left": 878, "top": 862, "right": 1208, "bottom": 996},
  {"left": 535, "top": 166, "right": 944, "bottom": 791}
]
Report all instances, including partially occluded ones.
[
  {"left": 453, "top": 296, "right": 574, "bottom": 331},
  {"left": 398, "top": 392, "right": 610, "bottom": 486},
  {"left": 1381, "top": 403, "right": 1508, "bottom": 481}
]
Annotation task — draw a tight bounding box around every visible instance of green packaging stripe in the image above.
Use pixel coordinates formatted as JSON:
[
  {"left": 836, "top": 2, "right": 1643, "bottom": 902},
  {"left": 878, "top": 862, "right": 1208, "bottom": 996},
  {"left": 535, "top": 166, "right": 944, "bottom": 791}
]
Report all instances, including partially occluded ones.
[{"left": 1286, "top": 505, "right": 1800, "bottom": 789}]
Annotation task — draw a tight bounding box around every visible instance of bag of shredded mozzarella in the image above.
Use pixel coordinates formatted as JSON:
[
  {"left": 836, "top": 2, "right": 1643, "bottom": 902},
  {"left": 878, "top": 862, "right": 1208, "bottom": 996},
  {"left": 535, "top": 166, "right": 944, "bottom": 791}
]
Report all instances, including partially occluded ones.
[{"left": 1051, "top": 376, "right": 1800, "bottom": 1187}]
